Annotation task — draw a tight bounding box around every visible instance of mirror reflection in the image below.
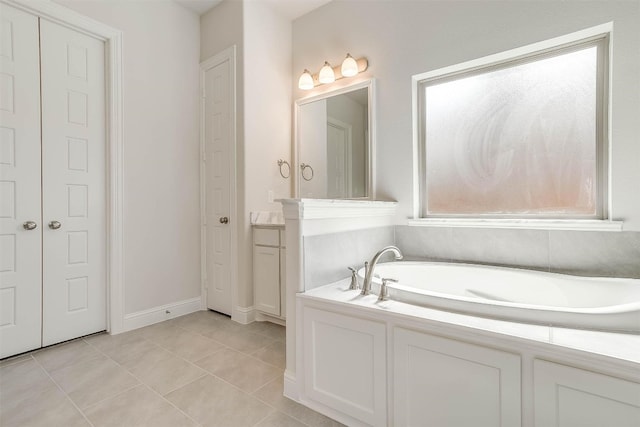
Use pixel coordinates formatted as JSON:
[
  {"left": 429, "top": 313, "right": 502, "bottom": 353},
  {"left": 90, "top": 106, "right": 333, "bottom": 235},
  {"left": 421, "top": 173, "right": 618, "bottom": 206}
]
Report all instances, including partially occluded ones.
[{"left": 297, "top": 86, "right": 370, "bottom": 199}]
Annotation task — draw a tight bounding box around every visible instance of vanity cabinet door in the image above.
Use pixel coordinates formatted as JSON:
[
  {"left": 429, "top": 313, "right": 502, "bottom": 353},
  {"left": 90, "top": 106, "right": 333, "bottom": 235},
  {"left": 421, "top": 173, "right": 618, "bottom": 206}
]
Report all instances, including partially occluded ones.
[
  {"left": 279, "top": 247, "right": 286, "bottom": 318},
  {"left": 393, "top": 327, "right": 521, "bottom": 427},
  {"left": 302, "top": 306, "right": 387, "bottom": 426},
  {"left": 253, "top": 245, "right": 280, "bottom": 316},
  {"left": 534, "top": 359, "right": 640, "bottom": 427}
]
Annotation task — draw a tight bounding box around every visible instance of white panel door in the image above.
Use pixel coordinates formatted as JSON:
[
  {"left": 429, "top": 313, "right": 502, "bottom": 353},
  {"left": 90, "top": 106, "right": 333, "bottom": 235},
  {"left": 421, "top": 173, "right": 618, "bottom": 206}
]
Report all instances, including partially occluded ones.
[
  {"left": 39, "top": 19, "right": 106, "bottom": 346},
  {"left": 253, "top": 245, "right": 280, "bottom": 316},
  {"left": 393, "top": 327, "right": 521, "bottom": 427},
  {"left": 534, "top": 359, "right": 640, "bottom": 427},
  {"left": 204, "top": 57, "right": 232, "bottom": 315},
  {"left": 0, "top": 4, "right": 42, "bottom": 358}
]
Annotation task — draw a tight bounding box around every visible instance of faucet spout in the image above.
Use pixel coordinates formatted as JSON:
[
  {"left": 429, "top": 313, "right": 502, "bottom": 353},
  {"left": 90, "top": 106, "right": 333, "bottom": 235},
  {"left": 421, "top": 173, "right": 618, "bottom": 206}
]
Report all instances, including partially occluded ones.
[{"left": 361, "top": 246, "right": 403, "bottom": 296}]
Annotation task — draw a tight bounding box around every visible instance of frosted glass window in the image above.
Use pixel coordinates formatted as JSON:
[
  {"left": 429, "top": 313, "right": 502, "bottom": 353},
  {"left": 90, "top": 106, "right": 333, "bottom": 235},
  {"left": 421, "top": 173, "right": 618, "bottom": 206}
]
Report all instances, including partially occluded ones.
[{"left": 420, "top": 40, "right": 607, "bottom": 218}]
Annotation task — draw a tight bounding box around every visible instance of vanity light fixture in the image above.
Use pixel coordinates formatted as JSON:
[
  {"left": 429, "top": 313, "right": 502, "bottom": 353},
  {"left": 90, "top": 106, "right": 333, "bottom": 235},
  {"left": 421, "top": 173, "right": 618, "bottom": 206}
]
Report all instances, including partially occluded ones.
[
  {"left": 341, "top": 53, "right": 358, "bottom": 77},
  {"left": 318, "top": 61, "right": 336, "bottom": 84},
  {"left": 298, "top": 54, "right": 368, "bottom": 90},
  {"left": 298, "top": 69, "right": 314, "bottom": 90}
]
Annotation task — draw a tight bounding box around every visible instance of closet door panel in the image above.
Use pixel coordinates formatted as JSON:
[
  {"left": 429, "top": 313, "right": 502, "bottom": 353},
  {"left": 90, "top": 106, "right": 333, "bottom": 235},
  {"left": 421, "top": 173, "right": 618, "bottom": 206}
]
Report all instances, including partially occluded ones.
[
  {"left": 0, "top": 4, "right": 42, "bottom": 358},
  {"left": 40, "top": 19, "right": 106, "bottom": 346}
]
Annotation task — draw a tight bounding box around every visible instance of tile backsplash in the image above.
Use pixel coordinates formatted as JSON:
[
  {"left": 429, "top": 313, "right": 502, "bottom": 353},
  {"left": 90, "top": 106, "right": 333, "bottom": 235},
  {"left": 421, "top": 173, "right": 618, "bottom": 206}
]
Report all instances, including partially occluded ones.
[
  {"left": 303, "top": 226, "right": 640, "bottom": 290},
  {"left": 303, "top": 226, "right": 395, "bottom": 290},
  {"left": 396, "top": 226, "right": 640, "bottom": 278}
]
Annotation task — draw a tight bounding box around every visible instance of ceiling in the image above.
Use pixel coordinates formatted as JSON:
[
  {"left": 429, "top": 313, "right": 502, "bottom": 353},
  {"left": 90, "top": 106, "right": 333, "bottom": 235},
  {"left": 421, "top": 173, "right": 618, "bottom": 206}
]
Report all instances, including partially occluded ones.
[
  {"left": 173, "top": 0, "right": 332, "bottom": 20},
  {"left": 173, "top": 0, "right": 222, "bottom": 15}
]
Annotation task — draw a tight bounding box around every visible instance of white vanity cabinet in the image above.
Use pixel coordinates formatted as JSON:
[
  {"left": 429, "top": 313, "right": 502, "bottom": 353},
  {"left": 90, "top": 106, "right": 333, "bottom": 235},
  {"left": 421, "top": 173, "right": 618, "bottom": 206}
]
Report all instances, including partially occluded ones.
[
  {"left": 534, "top": 359, "right": 640, "bottom": 427},
  {"left": 253, "top": 226, "right": 286, "bottom": 318},
  {"left": 393, "top": 327, "right": 521, "bottom": 427}
]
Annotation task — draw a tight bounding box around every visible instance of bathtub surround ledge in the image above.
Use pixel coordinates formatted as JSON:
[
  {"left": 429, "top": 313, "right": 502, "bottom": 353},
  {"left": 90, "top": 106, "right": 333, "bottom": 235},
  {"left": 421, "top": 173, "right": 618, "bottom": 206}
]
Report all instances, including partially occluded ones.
[
  {"left": 280, "top": 198, "right": 398, "bottom": 402},
  {"left": 294, "top": 280, "right": 640, "bottom": 426}
]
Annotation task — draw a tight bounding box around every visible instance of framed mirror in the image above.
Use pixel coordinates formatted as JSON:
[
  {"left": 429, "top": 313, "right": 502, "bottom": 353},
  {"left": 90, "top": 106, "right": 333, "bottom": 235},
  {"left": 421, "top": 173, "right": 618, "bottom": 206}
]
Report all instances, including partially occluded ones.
[{"left": 294, "top": 79, "right": 375, "bottom": 199}]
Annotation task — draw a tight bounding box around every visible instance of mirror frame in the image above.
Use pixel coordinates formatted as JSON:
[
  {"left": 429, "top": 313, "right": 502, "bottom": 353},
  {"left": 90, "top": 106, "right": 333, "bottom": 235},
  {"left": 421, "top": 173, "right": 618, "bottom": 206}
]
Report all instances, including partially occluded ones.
[{"left": 293, "top": 78, "right": 376, "bottom": 200}]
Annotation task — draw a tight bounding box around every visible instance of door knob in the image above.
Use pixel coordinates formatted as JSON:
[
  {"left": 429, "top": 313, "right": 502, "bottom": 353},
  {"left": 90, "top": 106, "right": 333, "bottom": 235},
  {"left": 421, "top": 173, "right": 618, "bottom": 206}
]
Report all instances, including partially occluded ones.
[
  {"left": 48, "top": 221, "right": 62, "bottom": 230},
  {"left": 23, "top": 221, "right": 37, "bottom": 230},
  {"left": 219, "top": 217, "right": 229, "bottom": 224}
]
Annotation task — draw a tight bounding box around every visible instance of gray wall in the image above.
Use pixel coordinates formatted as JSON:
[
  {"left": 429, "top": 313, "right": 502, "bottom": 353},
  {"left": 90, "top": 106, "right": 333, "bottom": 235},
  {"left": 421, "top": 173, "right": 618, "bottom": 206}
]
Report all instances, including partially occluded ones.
[
  {"left": 293, "top": 1, "right": 640, "bottom": 230},
  {"left": 57, "top": 0, "right": 201, "bottom": 314}
]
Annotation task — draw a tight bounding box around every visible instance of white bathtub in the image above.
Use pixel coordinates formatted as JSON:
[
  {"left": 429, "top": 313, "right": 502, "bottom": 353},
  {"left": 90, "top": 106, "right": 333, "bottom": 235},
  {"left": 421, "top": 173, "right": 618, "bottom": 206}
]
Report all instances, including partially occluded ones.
[{"left": 357, "top": 261, "right": 640, "bottom": 333}]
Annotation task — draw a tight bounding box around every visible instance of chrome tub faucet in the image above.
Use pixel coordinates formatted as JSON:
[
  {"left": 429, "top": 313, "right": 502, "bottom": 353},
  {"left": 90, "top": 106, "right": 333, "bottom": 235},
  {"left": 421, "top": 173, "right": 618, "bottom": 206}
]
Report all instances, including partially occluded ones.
[{"left": 361, "top": 246, "right": 403, "bottom": 296}]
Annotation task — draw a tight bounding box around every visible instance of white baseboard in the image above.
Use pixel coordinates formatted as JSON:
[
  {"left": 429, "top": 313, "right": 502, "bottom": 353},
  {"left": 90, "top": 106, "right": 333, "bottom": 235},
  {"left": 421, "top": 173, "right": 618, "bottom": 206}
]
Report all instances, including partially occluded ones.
[
  {"left": 122, "top": 297, "right": 202, "bottom": 332},
  {"left": 255, "top": 311, "right": 286, "bottom": 326},
  {"left": 283, "top": 370, "right": 298, "bottom": 401},
  {"left": 232, "top": 305, "right": 255, "bottom": 324}
]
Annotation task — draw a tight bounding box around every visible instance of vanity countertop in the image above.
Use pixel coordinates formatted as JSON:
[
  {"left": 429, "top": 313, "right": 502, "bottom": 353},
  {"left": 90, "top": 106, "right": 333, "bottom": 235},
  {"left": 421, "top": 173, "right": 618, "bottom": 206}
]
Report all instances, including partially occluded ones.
[{"left": 250, "top": 211, "right": 284, "bottom": 226}]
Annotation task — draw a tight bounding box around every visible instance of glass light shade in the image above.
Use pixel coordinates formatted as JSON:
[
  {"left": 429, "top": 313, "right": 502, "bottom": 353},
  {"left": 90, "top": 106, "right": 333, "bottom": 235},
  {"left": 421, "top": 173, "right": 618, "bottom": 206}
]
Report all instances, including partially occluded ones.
[
  {"left": 341, "top": 54, "right": 358, "bottom": 77},
  {"left": 318, "top": 62, "right": 335, "bottom": 84},
  {"left": 298, "top": 70, "right": 314, "bottom": 90}
]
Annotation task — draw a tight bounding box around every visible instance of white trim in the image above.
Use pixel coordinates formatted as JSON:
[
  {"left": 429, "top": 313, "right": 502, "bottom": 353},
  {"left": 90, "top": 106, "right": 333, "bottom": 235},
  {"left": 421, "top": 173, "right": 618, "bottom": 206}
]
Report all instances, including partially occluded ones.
[
  {"left": 122, "top": 298, "right": 202, "bottom": 332},
  {"left": 280, "top": 198, "right": 397, "bottom": 220},
  {"left": 200, "top": 46, "right": 238, "bottom": 320},
  {"left": 283, "top": 369, "right": 299, "bottom": 401},
  {"left": 3, "top": 0, "right": 125, "bottom": 334},
  {"left": 255, "top": 311, "right": 286, "bottom": 326},
  {"left": 412, "top": 22, "right": 614, "bottom": 224},
  {"left": 232, "top": 305, "right": 255, "bottom": 325},
  {"left": 408, "top": 218, "right": 624, "bottom": 232},
  {"left": 412, "top": 22, "right": 613, "bottom": 83},
  {"left": 294, "top": 79, "right": 376, "bottom": 199}
]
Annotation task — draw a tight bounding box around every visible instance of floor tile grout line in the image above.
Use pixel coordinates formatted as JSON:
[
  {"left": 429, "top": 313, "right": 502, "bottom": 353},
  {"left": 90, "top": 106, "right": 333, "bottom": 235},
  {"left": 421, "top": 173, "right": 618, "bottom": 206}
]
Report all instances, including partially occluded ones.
[
  {"left": 171, "top": 315, "right": 283, "bottom": 352},
  {"left": 250, "top": 376, "right": 335, "bottom": 427},
  {"left": 82, "top": 333, "right": 205, "bottom": 427},
  {"left": 30, "top": 353, "right": 96, "bottom": 427},
  {"left": 143, "top": 331, "right": 230, "bottom": 364},
  {"left": 251, "top": 408, "right": 277, "bottom": 427},
  {"left": 245, "top": 345, "right": 286, "bottom": 370},
  {"left": 160, "top": 371, "right": 209, "bottom": 397},
  {"left": 199, "top": 364, "right": 282, "bottom": 397},
  {"left": 130, "top": 379, "right": 206, "bottom": 427},
  {"left": 0, "top": 353, "right": 36, "bottom": 368},
  {"left": 78, "top": 382, "right": 142, "bottom": 414}
]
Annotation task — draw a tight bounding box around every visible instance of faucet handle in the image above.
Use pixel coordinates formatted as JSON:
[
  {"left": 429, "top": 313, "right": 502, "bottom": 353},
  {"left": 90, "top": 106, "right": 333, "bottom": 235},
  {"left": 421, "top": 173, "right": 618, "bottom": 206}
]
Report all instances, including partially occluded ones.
[
  {"left": 377, "top": 277, "right": 398, "bottom": 302},
  {"left": 347, "top": 267, "right": 360, "bottom": 290}
]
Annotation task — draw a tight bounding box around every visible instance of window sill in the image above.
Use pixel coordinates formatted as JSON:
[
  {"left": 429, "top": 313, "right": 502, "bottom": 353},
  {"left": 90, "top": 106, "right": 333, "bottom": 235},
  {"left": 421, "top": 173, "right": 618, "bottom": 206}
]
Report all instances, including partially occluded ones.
[{"left": 407, "top": 218, "right": 624, "bottom": 232}]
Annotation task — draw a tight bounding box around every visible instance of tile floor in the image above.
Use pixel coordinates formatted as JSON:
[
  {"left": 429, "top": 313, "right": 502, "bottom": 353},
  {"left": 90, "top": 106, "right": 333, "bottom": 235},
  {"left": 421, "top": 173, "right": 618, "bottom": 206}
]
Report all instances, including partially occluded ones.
[{"left": 0, "top": 310, "right": 344, "bottom": 427}]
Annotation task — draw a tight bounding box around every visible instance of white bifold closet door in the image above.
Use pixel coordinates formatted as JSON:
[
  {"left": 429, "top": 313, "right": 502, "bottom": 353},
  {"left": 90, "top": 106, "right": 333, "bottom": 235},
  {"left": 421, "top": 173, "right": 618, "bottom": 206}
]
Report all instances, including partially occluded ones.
[
  {"left": 0, "top": 4, "right": 106, "bottom": 358},
  {"left": 40, "top": 19, "right": 106, "bottom": 347},
  {"left": 0, "top": 4, "right": 43, "bottom": 358}
]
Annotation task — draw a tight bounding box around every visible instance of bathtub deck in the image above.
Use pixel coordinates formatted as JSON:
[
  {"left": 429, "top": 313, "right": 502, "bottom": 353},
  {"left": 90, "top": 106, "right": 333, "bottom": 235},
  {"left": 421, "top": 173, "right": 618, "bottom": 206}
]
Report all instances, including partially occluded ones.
[{"left": 302, "top": 279, "right": 640, "bottom": 365}]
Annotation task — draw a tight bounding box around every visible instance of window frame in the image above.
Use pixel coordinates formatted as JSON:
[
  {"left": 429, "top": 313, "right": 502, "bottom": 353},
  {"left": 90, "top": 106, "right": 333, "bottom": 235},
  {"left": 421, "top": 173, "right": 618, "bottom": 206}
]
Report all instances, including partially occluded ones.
[{"left": 413, "top": 26, "right": 611, "bottom": 221}]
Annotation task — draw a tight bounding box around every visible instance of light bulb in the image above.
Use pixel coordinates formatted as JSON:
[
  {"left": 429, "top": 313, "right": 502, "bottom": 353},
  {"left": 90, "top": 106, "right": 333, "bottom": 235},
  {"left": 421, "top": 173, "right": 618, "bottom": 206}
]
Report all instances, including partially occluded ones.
[
  {"left": 318, "top": 61, "right": 335, "bottom": 84},
  {"left": 341, "top": 53, "right": 358, "bottom": 77},
  {"left": 298, "top": 69, "right": 314, "bottom": 90}
]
